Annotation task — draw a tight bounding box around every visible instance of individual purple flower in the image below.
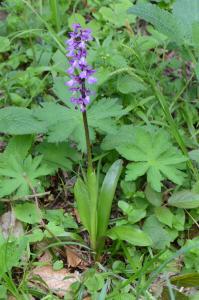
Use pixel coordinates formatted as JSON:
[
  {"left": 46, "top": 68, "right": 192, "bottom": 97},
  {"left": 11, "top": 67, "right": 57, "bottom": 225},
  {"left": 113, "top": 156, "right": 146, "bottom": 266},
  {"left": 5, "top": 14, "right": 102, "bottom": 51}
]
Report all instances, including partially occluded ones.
[{"left": 65, "top": 23, "right": 97, "bottom": 111}]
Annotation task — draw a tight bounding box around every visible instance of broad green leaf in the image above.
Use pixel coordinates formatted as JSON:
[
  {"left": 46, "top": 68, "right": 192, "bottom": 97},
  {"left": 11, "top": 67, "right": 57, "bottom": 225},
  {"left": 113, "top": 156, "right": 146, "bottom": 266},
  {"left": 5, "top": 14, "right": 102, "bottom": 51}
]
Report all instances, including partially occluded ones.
[
  {"left": 172, "top": 209, "right": 185, "bottom": 231},
  {"left": 0, "top": 155, "right": 51, "bottom": 197},
  {"left": 14, "top": 202, "right": 42, "bottom": 224},
  {"left": 36, "top": 142, "right": 79, "bottom": 172},
  {"left": 27, "top": 228, "right": 44, "bottom": 243},
  {"left": 84, "top": 273, "right": 104, "bottom": 293},
  {"left": 68, "top": 13, "right": 86, "bottom": 29},
  {"left": 101, "top": 125, "right": 136, "bottom": 151},
  {"left": 53, "top": 260, "right": 64, "bottom": 271},
  {"left": 189, "top": 149, "right": 199, "bottom": 162},
  {"left": 43, "top": 209, "right": 78, "bottom": 229},
  {"left": 168, "top": 190, "right": 199, "bottom": 208},
  {"left": 128, "top": 3, "right": 184, "bottom": 44},
  {"left": 145, "top": 184, "right": 162, "bottom": 207},
  {"left": 99, "top": 0, "right": 136, "bottom": 28},
  {"left": 0, "top": 107, "right": 46, "bottom": 135},
  {"left": 117, "top": 127, "right": 187, "bottom": 192},
  {"left": 117, "top": 74, "right": 146, "bottom": 94},
  {"left": 34, "top": 99, "right": 126, "bottom": 151},
  {"left": 155, "top": 207, "right": 173, "bottom": 228},
  {"left": 97, "top": 160, "right": 123, "bottom": 245},
  {"left": 74, "top": 178, "right": 91, "bottom": 233},
  {"left": 118, "top": 200, "right": 146, "bottom": 224},
  {"left": 4, "top": 135, "right": 33, "bottom": 161},
  {"left": 0, "top": 237, "right": 28, "bottom": 277},
  {"left": 173, "top": 0, "right": 199, "bottom": 42},
  {"left": 108, "top": 225, "right": 152, "bottom": 247},
  {"left": 0, "top": 285, "right": 7, "bottom": 298},
  {"left": 0, "top": 37, "right": 10, "bottom": 53},
  {"left": 170, "top": 273, "right": 199, "bottom": 287},
  {"left": 120, "top": 180, "right": 136, "bottom": 199},
  {"left": 143, "top": 215, "right": 172, "bottom": 249}
]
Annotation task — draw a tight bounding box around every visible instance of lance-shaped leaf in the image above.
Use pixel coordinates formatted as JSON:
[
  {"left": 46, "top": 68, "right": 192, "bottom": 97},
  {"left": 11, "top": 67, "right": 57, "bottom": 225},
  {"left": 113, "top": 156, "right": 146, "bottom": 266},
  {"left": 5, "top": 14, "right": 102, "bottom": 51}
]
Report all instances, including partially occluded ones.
[{"left": 97, "top": 160, "right": 123, "bottom": 251}]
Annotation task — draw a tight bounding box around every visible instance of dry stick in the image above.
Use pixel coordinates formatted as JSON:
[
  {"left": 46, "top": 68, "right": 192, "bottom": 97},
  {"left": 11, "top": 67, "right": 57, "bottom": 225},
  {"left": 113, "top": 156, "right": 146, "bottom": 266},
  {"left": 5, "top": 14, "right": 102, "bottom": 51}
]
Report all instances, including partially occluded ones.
[{"left": 0, "top": 192, "right": 50, "bottom": 202}]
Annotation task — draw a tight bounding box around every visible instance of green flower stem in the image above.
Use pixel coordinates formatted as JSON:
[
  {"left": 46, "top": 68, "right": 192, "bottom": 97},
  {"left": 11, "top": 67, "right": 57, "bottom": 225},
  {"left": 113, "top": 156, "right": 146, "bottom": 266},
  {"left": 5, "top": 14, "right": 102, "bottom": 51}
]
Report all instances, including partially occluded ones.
[{"left": 82, "top": 111, "right": 93, "bottom": 171}]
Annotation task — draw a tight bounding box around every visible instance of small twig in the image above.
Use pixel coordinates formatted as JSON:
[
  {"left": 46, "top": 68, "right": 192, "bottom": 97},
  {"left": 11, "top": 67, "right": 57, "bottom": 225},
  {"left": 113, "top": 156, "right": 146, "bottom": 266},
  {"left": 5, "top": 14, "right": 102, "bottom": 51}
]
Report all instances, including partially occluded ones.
[{"left": 0, "top": 192, "right": 50, "bottom": 202}]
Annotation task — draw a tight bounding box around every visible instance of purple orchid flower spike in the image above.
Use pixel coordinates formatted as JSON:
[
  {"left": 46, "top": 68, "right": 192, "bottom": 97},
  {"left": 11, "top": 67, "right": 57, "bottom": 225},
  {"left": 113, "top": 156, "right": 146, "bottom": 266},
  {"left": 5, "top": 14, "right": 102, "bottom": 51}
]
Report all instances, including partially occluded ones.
[{"left": 65, "top": 24, "right": 97, "bottom": 111}]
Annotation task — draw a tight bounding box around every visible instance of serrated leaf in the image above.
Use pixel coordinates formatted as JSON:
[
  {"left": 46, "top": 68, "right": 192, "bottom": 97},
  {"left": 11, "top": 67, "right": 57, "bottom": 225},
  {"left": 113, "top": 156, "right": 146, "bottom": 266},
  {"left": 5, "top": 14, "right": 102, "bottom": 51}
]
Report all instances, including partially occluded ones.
[
  {"left": 117, "top": 127, "right": 187, "bottom": 192},
  {"left": 128, "top": 3, "right": 184, "bottom": 44},
  {"left": 14, "top": 202, "right": 42, "bottom": 224},
  {"left": 108, "top": 225, "right": 152, "bottom": 246},
  {"left": 36, "top": 142, "right": 79, "bottom": 172},
  {"left": 34, "top": 99, "right": 125, "bottom": 151},
  {"left": 4, "top": 135, "right": 33, "bottom": 161},
  {"left": 101, "top": 125, "right": 136, "bottom": 150},
  {"left": 0, "top": 107, "right": 46, "bottom": 135},
  {"left": 168, "top": 190, "right": 199, "bottom": 208},
  {"left": 0, "top": 155, "right": 51, "bottom": 197}
]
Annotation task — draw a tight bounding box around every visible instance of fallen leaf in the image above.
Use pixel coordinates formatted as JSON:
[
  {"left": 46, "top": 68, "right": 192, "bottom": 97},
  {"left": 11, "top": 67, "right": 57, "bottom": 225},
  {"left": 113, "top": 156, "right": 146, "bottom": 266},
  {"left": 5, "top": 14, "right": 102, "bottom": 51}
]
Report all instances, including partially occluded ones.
[
  {"left": 65, "top": 246, "right": 82, "bottom": 268},
  {"left": 32, "top": 265, "right": 79, "bottom": 297},
  {"left": 39, "top": 251, "right": 53, "bottom": 263},
  {"left": 0, "top": 211, "right": 24, "bottom": 238}
]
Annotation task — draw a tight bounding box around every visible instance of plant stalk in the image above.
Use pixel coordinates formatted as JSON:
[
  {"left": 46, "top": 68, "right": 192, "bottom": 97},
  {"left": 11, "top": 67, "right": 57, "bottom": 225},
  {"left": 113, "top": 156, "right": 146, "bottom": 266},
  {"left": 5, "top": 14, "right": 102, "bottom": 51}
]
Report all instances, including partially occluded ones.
[{"left": 82, "top": 111, "right": 93, "bottom": 171}]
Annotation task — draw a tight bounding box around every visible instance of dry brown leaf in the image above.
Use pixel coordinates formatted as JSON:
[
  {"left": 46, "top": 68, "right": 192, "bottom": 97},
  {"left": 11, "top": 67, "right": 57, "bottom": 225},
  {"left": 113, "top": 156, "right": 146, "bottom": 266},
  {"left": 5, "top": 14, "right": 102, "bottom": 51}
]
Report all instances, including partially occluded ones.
[
  {"left": 32, "top": 265, "right": 79, "bottom": 297},
  {"left": 65, "top": 246, "right": 82, "bottom": 268},
  {"left": 0, "top": 211, "right": 24, "bottom": 238},
  {"left": 39, "top": 251, "right": 53, "bottom": 263}
]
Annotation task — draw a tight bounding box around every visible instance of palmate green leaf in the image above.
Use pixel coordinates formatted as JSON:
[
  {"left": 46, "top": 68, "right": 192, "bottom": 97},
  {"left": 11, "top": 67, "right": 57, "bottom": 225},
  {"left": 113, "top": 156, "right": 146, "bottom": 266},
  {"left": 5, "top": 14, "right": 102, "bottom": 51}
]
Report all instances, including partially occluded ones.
[
  {"left": 117, "top": 128, "right": 187, "bottom": 192},
  {"left": 0, "top": 155, "right": 52, "bottom": 198},
  {"left": 101, "top": 125, "right": 136, "bottom": 151},
  {"left": 128, "top": 3, "right": 184, "bottom": 44},
  {"left": 0, "top": 135, "right": 33, "bottom": 168},
  {"left": 0, "top": 107, "right": 46, "bottom": 135},
  {"left": 36, "top": 142, "right": 80, "bottom": 172},
  {"left": 34, "top": 99, "right": 125, "bottom": 151}
]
